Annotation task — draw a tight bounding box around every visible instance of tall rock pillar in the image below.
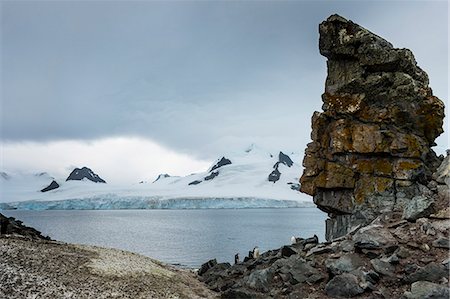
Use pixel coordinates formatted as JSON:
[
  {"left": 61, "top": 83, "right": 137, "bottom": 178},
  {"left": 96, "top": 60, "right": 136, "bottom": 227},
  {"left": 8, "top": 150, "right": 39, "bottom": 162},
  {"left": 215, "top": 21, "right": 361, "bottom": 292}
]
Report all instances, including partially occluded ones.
[{"left": 300, "top": 15, "right": 445, "bottom": 241}]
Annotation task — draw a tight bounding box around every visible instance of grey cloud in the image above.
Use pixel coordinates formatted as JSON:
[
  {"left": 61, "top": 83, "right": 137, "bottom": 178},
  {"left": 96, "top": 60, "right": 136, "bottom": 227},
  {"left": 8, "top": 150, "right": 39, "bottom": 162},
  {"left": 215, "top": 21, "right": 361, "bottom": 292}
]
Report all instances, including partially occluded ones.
[{"left": 1, "top": 1, "right": 448, "bottom": 159}]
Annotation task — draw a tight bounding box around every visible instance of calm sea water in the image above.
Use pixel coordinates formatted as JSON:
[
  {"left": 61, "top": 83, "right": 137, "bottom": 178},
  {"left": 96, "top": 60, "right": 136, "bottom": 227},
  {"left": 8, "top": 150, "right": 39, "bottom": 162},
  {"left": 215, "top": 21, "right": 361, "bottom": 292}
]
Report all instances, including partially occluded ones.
[{"left": 2, "top": 208, "right": 327, "bottom": 268}]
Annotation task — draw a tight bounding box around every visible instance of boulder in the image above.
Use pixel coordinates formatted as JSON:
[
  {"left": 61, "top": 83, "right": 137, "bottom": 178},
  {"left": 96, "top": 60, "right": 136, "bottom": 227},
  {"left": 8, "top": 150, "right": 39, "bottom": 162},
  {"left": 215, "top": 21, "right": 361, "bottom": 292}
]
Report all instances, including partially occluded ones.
[
  {"left": 404, "top": 262, "right": 448, "bottom": 284},
  {"left": 280, "top": 246, "right": 297, "bottom": 257},
  {"left": 198, "top": 259, "right": 217, "bottom": 276},
  {"left": 353, "top": 222, "right": 397, "bottom": 250},
  {"left": 325, "top": 273, "right": 364, "bottom": 298},
  {"left": 244, "top": 268, "right": 273, "bottom": 292},
  {"left": 432, "top": 237, "right": 449, "bottom": 249},
  {"left": 404, "top": 281, "right": 450, "bottom": 299},
  {"left": 403, "top": 195, "right": 435, "bottom": 221},
  {"left": 432, "top": 153, "right": 450, "bottom": 186},
  {"left": 325, "top": 253, "right": 364, "bottom": 276},
  {"left": 370, "top": 259, "right": 395, "bottom": 277}
]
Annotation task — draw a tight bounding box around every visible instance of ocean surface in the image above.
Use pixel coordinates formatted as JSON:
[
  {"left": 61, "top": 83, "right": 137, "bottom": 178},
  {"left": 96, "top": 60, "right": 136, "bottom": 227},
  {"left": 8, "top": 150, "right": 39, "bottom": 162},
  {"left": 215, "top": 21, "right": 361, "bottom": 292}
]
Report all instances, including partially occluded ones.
[{"left": 2, "top": 208, "right": 327, "bottom": 268}]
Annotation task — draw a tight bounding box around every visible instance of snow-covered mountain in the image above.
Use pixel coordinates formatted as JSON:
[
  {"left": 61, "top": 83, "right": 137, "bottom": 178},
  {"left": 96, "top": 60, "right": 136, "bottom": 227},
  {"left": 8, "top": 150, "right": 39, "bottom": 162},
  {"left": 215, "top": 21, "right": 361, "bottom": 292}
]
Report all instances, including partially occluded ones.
[{"left": 0, "top": 147, "right": 313, "bottom": 210}]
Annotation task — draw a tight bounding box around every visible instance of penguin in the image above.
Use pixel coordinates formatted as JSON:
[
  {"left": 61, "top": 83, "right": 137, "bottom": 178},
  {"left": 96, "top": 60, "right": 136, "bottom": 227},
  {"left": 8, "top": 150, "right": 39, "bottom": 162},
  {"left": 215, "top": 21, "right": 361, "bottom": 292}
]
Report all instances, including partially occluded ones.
[
  {"left": 291, "top": 236, "right": 296, "bottom": 245},
  {"left": 253, "top": 246, "right": 260, "bottom": 259},
  {"left": 234, "top": 253, "right": 240, "bottom": 264}
]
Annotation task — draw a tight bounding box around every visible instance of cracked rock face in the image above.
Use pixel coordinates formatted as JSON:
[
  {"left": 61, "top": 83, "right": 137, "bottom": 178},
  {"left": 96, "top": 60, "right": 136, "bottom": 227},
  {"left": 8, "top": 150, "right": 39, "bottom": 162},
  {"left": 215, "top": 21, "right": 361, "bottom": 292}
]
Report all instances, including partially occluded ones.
[{"left": 300, "top": 14, "right": 445, "bottom": 241}]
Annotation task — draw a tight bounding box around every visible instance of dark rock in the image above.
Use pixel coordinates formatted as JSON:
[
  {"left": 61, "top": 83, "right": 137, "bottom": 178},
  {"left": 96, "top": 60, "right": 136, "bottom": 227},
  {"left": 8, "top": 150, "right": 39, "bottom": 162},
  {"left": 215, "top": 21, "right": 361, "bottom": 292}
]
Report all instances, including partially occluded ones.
[
  {"left": 0, "top": 213, "right": 50, "bottom": 240},
  {"left": 66, "top": 167, "right": 106, "bottom": 183},
  {"left": 268, "top": 167, "right": 281, "bottom": 183},
  {"left": 384, "top": 245, "right": 399, "bottom": 255},
  {"left": 340, "top": 239, "right": 355, "bottom": 252},
  {"left": 432, "top": 237, "right": 449, "bottom": 249},
  {"left": 188, "top": 180, "right": 202, "bottom": 186},
  {"left": 325, "top": 273, "right": 364, "bottom": 298},
  {"left": 221, "top": 288, "right": 266, "bottom": 299},
  {"left": 396, "top": 247, "right": 411, "bottom": 259},
  {"left": 306, "top": 245, "right": 333, "bottom": 256},
  {"left": 243, "top": 256, "right": 253, "bottom": 263},
  {"left": 385, "top": 253, "right": 400, "bottom": 264},
  {"left": 205, "top": 171, "right": 219, "bottom": 181},
  {"left": 244, "top": 268, "right": 273, "bottom": 292},
  {"left": 198, "top": 259, "right": 218, "bottom": 276},
  {"left": 404, "top": 263, "right": 420, "bottom": 275},
  {"left": 288, "top": 183, "right": 301, "bottom": 191},
  {"left": 370, "top": 259, "right": 395, "bottom": 277},
  {"left": 40, "top": 180, "right": 60, "bottom": 192},
  {"left": 152, "top": 173, "right": 170, "bottom": 183},
  {"left": 353, "top": 223, "right": 397, "bottom": 250},
  {"left": 404, "top": 262, "right": 448, "bottom": 284},
  {"left": 360, "top": 249, "right": 381, "bottom": 259},
  {"left": 325, "top": 253, "right": 364, "bottom": 276},
  {"left": 280, "top": 246, "right": 297, "bottom": 257},
  {"left": 275, "top": 256, "right": 323, "bottom": 285},
  {"left": 278, "top": 152, "right": 294, "bottom": 167},
  {"left": 301, "top": 234, "right": 319, "bottom": 246},
  {"left": 432, "top": 154, "right": 450, "bottom": 185},
  {"left": 403, "top": 195, "right": 435, "bottom": 221},
  {"left": 364, "top": 270, "right": 381, "bottom": 284},
  {"left": 404, "top": 281, "right": 450, "bottom": 299},
  {"left": 210, "top": 157, "right": 232, "bottom": 172},
  {"left": 325, "top": 212, "right": 367, "bottom": 241}
]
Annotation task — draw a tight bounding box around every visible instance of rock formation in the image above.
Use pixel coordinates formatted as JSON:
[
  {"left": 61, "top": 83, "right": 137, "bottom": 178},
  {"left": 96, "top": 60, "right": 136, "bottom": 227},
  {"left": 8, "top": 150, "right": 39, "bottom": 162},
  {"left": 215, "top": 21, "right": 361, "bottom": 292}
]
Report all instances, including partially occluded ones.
[
  {"left": 300, "top": 14, "right": 445, "bottom": 240},
  {"left": 152, "top": 173, "right": 171, "bottom": 183},
  {"left": 0, "top": 213, "right": 50, "bottom": 240},
  {"left": 40, "top": 180, "right": 60, "bottom": 192},
  {"left": 66, "top": 167, "right": 106, "bottom": 183},
  {"left": 210, "top": 157, "right": 232, "bottom": 172},
  {"left": 268, "top": 152, "right": 295, "bottom": 183}
]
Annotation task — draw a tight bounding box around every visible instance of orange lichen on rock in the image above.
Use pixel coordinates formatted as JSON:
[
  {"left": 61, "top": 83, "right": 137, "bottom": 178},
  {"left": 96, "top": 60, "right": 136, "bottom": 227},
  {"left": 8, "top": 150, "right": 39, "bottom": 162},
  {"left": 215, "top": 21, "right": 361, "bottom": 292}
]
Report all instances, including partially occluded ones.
[{"left": 300, "top": 14, "right": 445, "bottom": 240}]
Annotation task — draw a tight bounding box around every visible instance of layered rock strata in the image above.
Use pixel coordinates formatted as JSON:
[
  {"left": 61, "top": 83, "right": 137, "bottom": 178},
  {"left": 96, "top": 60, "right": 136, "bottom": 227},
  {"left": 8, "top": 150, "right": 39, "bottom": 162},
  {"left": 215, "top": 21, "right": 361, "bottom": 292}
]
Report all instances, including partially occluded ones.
[{"left": 300, "top": 15, "right": 445, "bottom": 240}]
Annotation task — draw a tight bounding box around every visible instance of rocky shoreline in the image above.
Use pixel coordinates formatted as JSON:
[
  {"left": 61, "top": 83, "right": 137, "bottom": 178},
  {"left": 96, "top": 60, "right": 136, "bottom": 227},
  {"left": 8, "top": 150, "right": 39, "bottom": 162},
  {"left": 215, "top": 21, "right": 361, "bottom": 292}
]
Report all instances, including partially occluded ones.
[
  {"left": 197, "top": 14, "right": 449, "bottom": 299},
  {"left": 198, "top": 207, "right": 449, "bottom": 298}
]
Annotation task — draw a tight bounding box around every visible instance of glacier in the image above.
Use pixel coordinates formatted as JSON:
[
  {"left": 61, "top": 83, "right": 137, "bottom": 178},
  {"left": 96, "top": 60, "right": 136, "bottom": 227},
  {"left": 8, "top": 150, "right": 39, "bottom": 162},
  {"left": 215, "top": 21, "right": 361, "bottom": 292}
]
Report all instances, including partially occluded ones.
[
  {"left": 1, "top": 147, "right": 313, "bottom": 210},
  {"left": 1, "top": 196, "right": 312, "bottom": 210}
]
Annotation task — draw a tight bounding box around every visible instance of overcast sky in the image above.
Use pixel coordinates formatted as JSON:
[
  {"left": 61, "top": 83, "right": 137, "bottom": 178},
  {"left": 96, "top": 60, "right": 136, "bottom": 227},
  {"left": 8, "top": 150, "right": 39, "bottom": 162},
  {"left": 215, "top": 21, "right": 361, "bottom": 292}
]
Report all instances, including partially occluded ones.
[{"left": 1, "top": 0, "right": 448, "bottom": 184}]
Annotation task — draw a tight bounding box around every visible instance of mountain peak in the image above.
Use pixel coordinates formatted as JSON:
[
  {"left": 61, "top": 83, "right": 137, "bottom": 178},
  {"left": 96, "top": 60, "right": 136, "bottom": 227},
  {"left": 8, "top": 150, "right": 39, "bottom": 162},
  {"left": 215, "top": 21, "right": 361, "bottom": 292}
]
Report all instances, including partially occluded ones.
[
  {"left": 66, "top": 167, "right": 106, "bottom": 183},
  {"left": 153, "top": 173, "right": 171, "bottom": 183},
  {"left": 210, "top": 157, "right": 232, "bottom": 172}
]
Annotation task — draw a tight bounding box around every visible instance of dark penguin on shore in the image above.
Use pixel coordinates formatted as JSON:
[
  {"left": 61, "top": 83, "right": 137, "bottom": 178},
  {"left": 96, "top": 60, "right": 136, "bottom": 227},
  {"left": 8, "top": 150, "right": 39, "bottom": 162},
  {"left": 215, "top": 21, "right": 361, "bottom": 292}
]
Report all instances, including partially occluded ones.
[{"left": 234, "top": 253, "right": 239, "bottom": 264}]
